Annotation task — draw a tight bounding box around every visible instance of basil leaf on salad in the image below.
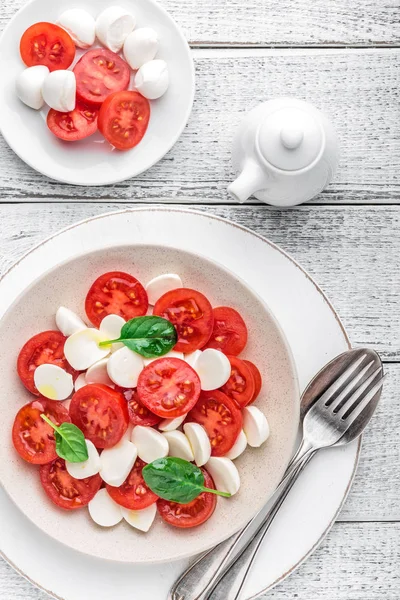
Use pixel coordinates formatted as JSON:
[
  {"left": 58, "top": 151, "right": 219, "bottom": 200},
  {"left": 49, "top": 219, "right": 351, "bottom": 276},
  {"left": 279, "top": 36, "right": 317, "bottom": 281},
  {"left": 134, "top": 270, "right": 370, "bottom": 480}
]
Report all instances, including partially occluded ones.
[
  {"left": 143, "top": 457, "right": 231, "bottom": 504},
  {"left": 99, "top": 315, "right": 177, "bottom": 358},
  {"left": 41, "top": 414, "right": 89, "bottom": 463}
]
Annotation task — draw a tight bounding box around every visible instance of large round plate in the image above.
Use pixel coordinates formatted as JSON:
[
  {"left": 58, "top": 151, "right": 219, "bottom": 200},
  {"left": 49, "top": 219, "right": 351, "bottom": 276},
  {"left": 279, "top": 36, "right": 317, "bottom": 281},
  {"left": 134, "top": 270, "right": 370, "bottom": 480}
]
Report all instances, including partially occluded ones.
[
  {"left": 0, "top": 208, "right": 358, "bottom": 600},
  {"left": 0, "top": 0, "right": 194, "bottom": 186}
]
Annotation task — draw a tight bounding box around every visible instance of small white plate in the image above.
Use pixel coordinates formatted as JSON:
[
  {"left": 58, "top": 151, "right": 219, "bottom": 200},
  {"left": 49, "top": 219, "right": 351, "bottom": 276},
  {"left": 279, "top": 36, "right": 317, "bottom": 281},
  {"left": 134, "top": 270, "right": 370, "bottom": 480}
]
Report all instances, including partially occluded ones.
[{"left": 0, "top": 0, "right": 195, "bottom": 186}]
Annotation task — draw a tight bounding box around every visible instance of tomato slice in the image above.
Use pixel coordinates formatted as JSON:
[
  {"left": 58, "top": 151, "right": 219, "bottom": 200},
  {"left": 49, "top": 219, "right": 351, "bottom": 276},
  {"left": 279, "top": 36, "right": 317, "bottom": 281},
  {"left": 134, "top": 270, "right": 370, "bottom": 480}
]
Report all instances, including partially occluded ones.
[
  {"left": 243, "top": 360, "right": 262, "bottom": 403},
  {"left": 137, "top": 358, "right": 201, "bottom": 419},
  {"left": 98, "top": 91, "right": 150, "bottom": 151},
  {"left": 186, "top": 390, "right": 243, "bottom": 456},
  {"left": 40, "top": 458, "right": 102, "bottom": 510},
  {"left": 85, "top": 271, "right": 148, "bottom": 328},
  {"left": 153, "top": 289, "right": 214, "bottom": 353},
  {"left": 12, "top": 399, "right": 71, "bottom": 465},
  {"left": 157, "top": 468, "right": 216, "bottom": 528},
  {"left": 20, "top": 22, "right": 75, "bottom": 72},
  {"left": 74, "top": 49, "right": 130, "bottom": 106},
  {"left": 115, "top": 387, "right": 161, "bottom": 427},
  {"left": 47, "top": 102, "right": 98, "bottom": 142},
  {"left": 69, "top": 384, "right": 129, "bottom": 449},
  {"left": 204, "top": 306, "right": 248, "bottom": 356},
  {"left": 107, "top": 458, "right": 158, "bottom": 510},
  {"left": 17, "top": 330, "right": 79, "bottom": 395},
  {"left": 220, "top": 356, "right": 255, "bottom": 408}
]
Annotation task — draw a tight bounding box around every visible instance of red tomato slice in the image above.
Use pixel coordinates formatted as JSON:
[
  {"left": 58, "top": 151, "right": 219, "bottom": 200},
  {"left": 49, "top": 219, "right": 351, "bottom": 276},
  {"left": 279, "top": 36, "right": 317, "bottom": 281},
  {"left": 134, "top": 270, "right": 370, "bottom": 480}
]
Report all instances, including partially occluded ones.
[
  {"left": 107, "top": 458, "right": 158, "bottom": 510},
  {"left": 243, "top": 360, "right": 262, "bottom": 403},
  {"left": 204, "top": 306, "right": 248, "bottom": 356},
  {"left": 137, "top": 358, "right": 201, "bottom": 419},
  {"left": 220, "top": 356, "right": 255, "bottom": 408},
  {"left": 85, "top": 271, "right": 148, "bottom": 328},
  {"left": 12, "top": 399, "right": 71, "bottom": 465},
  {"left": 186, "top": 390, "right": 243, "bottom": 456},
  {"left": 153, "top": 289, "right": 214, "bottom": 353},
  {"left": 69, "top": 384, "right": 129, "bottom": 449},
  {"left": 157, "top": 468, "right": 216, "bottom": 528},
  {"left": 73, "top": 48, "right": 130, "bottom": 106},
  {"left": 17, "top": 330, "right": 79, "bottom": 395},
  {"left": 40, "top": 458, "right": 102, "bottom": 510},
  {"left": 116, "top": 387, "right": 161, "bottom": 427},
  {"left": 47, "top": 102, "right": 98, "bottom": 142},
  {"left": 98, "top": 91, "right": 150, "bottom": 151},
  {"left": 20, "top": 22, "right": 75, "bottom": 71}
]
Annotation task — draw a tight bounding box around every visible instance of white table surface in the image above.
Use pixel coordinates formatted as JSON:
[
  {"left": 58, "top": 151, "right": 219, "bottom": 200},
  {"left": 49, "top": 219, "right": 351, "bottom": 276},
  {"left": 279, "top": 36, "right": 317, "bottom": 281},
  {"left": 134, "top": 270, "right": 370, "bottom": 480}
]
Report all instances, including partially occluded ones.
[{"left": 0, "top": 1, "right": 399, "bottom": 598}]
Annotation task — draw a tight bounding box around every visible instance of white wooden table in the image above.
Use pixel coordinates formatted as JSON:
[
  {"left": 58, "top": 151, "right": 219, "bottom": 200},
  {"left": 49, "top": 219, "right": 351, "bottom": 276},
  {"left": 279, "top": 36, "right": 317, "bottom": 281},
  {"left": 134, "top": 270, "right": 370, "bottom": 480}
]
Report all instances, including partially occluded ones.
[{"left": 1, "top": 1, "right": 399, "bottom": 598}]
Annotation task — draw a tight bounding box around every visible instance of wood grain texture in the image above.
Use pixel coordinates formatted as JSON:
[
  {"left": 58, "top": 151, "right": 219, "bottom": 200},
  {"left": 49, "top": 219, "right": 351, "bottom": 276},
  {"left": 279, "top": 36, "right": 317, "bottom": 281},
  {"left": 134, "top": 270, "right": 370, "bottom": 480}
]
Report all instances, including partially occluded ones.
[
  {"left": 0, "top": 49, "right": 399, "bottom": 204},
  {"left": 1, "top": 0, "right": 400, "bottom": 46}
]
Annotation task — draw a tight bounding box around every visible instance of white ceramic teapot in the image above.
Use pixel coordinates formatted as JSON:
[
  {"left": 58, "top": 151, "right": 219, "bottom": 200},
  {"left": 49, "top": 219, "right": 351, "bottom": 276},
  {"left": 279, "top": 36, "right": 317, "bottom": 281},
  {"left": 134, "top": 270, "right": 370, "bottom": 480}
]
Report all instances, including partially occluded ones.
[{"left": 228, "top": 98, "right": 339, "bottom": 206}]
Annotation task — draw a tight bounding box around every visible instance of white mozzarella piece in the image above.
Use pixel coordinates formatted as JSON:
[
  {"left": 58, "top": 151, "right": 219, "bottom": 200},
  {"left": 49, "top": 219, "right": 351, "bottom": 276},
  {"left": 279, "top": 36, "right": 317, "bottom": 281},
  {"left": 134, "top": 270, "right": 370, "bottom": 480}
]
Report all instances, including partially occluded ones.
[
  {"left": 56, "top": 306, "right": 86, "bottom": 336},
  {"left": 16, "top": 65, "right": 49, "bottom": 110},
  {"left": 88, "top": 489, "right": 123, "bottom": 527},
  {"left": 143, "top": 350, "right": 184, "bottom": 367},
  {"left": 158, "top": 414, "right": 186, "bottom": 432},
  {"left": 33, "top": 364, "right": 73, "bottom": 400},
  {"left": 163, "top": 430, "right": 194, "bottom": 462},
  {"left": 42, "top": 70, "right": 76, "bottom": 112},
  {"left": 100, "top": 439, "right": 138, "bottom": 487},
  {"left": 131, "top": 426, "right": 169, "bottom": 464},
  {"left": 107, "top": 346, "right": 144, "bottom": 388},
  {"left": 243, "top": 406, "right": 270, "bottom": 448},
  {"left": 100, "top": 314, "right": 126, "bottom": 352},
  {"left": 96, "top": 6, "right": 136, "bottom": 53},
  {"left": 145, "top": 273, "right": 182, "bottom": 305},
  {"left": 206, "top": 457, "right": 241, "bottom": 496},
  {"left": 62, "top": 398, "right": 71, "bottom": 411},
  {"left": 86, "top": 358, "right": 114, "bottom": 387},
  {"left": 122, "top": 503, "right": 157, "bottom": 532},
  {"left": 57, "top": 8, "right": 96, "bottom": 49},
  {"left": 135, "top": 59, "right": 169, "bottom": 100},
  {"left": 185, "top": 350, "right": 202, "bottom": 369},
  {"left": 195, "top": 348, "right": 231, "bottom": 391},
  {"left": 74, "top": 373, "right": 87, "bottom": 392},
  {"left": 123, "top": 27, "right": 159, "bottom": 70},
  {"left": 64, "top": 328, "right": 110, "bottom": 371},
  {"left": 123, "top": 423, "right": 134, "bottom": 441},
  {"left": 66, "top": 440, "right": 101, "bottom": 480},
  {"left": 183, "top": 423, "right": 211, "bottom": 467},
  {"left": 225, "top": 430, "right": 247, "bottom": 460}
]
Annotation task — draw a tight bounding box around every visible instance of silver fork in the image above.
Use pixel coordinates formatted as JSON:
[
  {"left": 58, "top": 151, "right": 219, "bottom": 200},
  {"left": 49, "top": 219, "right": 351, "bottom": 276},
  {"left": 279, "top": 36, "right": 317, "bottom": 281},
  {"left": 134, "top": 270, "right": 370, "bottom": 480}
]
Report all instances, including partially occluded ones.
[{"left": 169, "top": 349, "right": 385, "bottom": 600}]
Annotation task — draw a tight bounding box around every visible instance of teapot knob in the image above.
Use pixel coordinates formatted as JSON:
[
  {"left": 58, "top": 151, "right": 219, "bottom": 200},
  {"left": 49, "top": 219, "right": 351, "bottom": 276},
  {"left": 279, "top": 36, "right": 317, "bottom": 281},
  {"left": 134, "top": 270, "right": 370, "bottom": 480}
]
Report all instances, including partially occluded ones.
[{"left": 280, "top": 126, "right": 304, "bottom": 150}]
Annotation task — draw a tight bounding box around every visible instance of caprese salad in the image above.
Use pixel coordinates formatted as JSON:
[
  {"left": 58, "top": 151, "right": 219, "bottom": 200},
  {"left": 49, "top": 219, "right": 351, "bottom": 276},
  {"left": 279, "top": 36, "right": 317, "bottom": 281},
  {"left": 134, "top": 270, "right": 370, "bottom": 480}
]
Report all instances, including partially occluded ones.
[
  {"left": 16, "top": 6, "right": 169, "bottom": 149},
  {"left": 11, "top": 271, "right": 270, "bottom": 532}
]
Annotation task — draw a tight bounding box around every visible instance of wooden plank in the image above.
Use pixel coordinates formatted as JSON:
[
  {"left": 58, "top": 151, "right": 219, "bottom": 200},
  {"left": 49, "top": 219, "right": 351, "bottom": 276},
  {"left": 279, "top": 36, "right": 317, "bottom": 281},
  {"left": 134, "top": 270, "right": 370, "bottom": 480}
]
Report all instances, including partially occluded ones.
[
  {"left": 1, "top": 0, "right": 399, "bottom": 46},
  {"left": 1, "top": 522, "right": 399, "bottom": 599},
  {"left": 0, "top": 49, "right": 399, "bottom": 204}
]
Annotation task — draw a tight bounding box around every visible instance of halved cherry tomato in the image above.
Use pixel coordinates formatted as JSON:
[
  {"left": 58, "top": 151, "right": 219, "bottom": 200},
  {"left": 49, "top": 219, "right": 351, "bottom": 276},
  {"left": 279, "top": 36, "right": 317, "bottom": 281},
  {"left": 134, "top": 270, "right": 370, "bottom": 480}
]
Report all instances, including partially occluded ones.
[
  {"left": 116, "top": 387, "right": 161, "bottom": 427},
  {"left": 74, "top": 48, "right": 130, "bottom": 106},
  {"left": 153, "top": 289, "right": 214, "bottom": 353},
  {"left": 47, "top": 102, "right": 98, "bottom": 142},
  {"left": 12, "top": 399, "right": 71, "bottom": 465},
  {"left": 107, "top": 458, "right": 158, "bottom": 510},
  {"left": 220, "top": 356, "right": 255, "bottom": 408},
  {"left": 98, "top": 91, "right": 150, "bottom": 151},
  {"left": 157, "top": 468, "right": 216, "bottom": 528},
  {"left": 85, "top": 271, "right": 148, "bottom": 328},
  {"left": 186, "top": 390, "right": 242, "bottom": 456},
  {"left": 40, "top": 458, "right": 102, "bottom": 510},
  {"left": 204, "top": 306, "right": 248, "bottom": 356},
  {"left": 20, "top": 22, "right": 75, "bottom": 72},
  {"left": 69, "top": 384, "right": 129, "bottom": 449},
  {"left": 243, "top": 360, "right": 262, "bottom": 403},
  {"left": 17, "top": 330, "right": 79, "bottom": 395},
  {"left": 137, "top": 358, "right": 201, "bottom": 419}
]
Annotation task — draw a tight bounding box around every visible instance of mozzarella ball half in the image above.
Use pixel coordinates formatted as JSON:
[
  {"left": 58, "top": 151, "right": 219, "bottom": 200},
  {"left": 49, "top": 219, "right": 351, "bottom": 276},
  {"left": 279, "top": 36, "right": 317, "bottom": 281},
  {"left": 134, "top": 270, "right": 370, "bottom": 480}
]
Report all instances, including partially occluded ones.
[
  {"left": 123, "top": 27, "right": 159, "bottom": 70},
  {"left": 100, "top": 438, "right": 138, "bottom": 487},
  {"left": 57, "top": 9, "right": 96, "bottom": 49},
  {"left": 42, "top": 70, "right": 76, "bottom": 112},
  {"left": 243, "top": 406, "right": 270, "bottom": 447},
  {"left": 183, "top": 422, "right": 211, "bottom": 467},
  {"left": 135, "top": 60, "right": 169, "bottom": 100},
  {"left": 158, "top": 414, "right": 186, "bottom": 432},
  {"left": 224, "top": 430, "right": 248, "bottom": 460},
  {"left": 131, "top": 426, "right": 169, "bottom": 463},
  {"left": 56, "top": 306, "right": 86, "bottom": 336},
  {"left": 96, "top": 6, "right": 136, "bottom": 53},
  {"left": 33, "top": 364, "right": 73, "bottom": 400},
  {"left": 107, "top": 346, "right": 144, "bottom": 388},
  {"left": 64, "top": 328, "right": 110, "bottom": 371},
  {"left": 206, "top": 457, "right": 241, "bottom": 496},
  {"left": 163, "top": 430, "right": 194, "bottom": 461},
  {"left": 195, "top": 348, "right": 231, "bottom": 391},
  {"left": 143, "top": 349, "right": 184, "bottom": 367},
  {"left": 89, "top": 489, "right": 123, "bottom": 527},
  {"left": 66, "top": 440, "right": 101, "bottom": 479},
  {"left": 122, "top": 503, "right": 157, "bottom": 532},
  {"left": 16, "top": 65, "right": 49, "bottom": 110}
]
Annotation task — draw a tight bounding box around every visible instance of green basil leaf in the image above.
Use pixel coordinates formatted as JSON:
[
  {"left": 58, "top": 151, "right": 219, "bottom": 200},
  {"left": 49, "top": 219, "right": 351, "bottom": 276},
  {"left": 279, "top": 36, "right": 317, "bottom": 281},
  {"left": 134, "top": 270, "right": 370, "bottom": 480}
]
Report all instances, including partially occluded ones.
[
  {"left": 143, "top": 457, "right": 231, "bottom": 504},
  {"left": 40, "top": 415, "right": 89, "bottom": 463},
  {"left": 99, "top": 316, "right": 177, "bottom": 358}
]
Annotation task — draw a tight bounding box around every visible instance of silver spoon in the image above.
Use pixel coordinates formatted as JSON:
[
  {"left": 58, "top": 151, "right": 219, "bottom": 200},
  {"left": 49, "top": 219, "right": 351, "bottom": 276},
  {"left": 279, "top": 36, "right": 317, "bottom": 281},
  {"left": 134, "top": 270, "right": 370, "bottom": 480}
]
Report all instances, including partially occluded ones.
[{"left": 169, "top": 348, "right": 385, "bottom": 600}]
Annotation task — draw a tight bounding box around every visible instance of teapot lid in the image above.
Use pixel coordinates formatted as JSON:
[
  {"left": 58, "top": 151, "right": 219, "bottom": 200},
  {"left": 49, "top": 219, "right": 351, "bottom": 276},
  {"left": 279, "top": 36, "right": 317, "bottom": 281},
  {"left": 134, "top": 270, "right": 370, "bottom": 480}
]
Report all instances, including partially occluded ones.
[{"left": 257, "top": 107, "right": 323, "bottom": 171}]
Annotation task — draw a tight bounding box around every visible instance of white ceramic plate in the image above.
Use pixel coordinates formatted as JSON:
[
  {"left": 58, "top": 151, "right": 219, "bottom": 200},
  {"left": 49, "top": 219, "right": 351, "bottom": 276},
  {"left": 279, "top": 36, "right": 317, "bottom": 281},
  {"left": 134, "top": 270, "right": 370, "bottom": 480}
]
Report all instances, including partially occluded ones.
[
  {"left": 0, "top": 208, "right": 358, "bottom": 600},
  {"left": 0, "top": 0, "right": 194, "bottom": 186}
]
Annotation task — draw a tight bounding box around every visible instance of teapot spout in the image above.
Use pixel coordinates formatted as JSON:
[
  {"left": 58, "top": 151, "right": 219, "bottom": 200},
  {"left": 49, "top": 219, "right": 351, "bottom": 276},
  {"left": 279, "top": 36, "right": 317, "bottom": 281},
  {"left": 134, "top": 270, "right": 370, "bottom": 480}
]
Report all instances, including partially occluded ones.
[{"left": 228, "top": 159, "right": 266, "bottom": 203}]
